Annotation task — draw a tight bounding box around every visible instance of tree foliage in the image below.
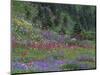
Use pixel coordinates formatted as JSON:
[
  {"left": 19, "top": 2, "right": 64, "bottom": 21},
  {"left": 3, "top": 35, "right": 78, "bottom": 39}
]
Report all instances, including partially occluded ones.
[{"left": 11, "top": 0, "right": 96, "bottom": 41}]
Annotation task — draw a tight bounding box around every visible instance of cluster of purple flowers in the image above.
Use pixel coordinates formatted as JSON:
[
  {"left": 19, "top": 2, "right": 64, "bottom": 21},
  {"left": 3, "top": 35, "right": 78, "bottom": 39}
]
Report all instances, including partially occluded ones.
[
  {"left": 12, "top": 62, "right": 29, "bottom": 71},
  {"left": 41, "top": 30, "right": 66, "bottom": 44}
]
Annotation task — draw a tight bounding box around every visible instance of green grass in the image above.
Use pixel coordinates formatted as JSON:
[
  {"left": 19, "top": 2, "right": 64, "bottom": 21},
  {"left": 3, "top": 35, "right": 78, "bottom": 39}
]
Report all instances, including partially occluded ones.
[
  {"left": 12, "top": 46, "right": 95, "bottom": 63},
  {"left": 12, "top": 48, "right": 48, "bottom": 62}
]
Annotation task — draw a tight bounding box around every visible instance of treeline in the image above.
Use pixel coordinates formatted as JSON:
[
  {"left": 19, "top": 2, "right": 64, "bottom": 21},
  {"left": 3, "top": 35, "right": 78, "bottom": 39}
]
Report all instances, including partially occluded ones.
[{"left": 12, "top": 1, "right": 96, "bottom": 40}]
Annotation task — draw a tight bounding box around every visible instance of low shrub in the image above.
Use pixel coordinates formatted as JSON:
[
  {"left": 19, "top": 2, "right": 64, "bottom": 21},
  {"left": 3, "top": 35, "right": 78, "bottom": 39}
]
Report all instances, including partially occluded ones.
[
  {"left": 61, "top": 63, "right": 80, "bottom": 70},
  {"left": 81, "top": 31, "right": 95, "bottom": 41}
]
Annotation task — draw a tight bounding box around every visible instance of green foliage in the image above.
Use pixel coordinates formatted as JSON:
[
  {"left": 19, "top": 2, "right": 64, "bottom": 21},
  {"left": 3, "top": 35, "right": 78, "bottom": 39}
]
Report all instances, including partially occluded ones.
[
  {"left": 12, "top": 17, "right": 43, "bottom": 42},
  {"left": 12, "top": 17, "right": 32, "bottom": 40},
  {"left": 61, "top": 64, "right": 80, "bottom": 70},
  {"left": 81, "top": 31, "right": 96, "bottom": 40},
  {"left": 12, "top": 1, "right": 96, "bottom": 37},
  {"left": 73, "top": 23, "right": 82, "bottom": 34},
  {"left": 68, "top": 40, "right": 79, "bottom": 46},
  {"left": 12, "top": 48, "right": 48, "bottom": 63}
]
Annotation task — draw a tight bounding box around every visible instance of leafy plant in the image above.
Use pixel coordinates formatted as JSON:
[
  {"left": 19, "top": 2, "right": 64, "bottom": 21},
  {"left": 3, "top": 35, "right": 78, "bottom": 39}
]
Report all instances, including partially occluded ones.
[{"left": 61, "top": 64, "right": 80, "bottom": 70}]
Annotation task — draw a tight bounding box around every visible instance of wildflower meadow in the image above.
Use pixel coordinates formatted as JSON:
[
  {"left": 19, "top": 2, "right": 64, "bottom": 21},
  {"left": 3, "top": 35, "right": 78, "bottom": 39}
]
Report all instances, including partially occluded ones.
[{"left": 11, "top": 0, "right": 96, "bottom": 74}]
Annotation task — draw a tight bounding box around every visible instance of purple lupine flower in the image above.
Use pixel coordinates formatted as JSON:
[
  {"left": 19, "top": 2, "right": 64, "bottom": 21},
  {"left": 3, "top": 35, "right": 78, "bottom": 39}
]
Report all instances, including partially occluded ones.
[
  {"left": 77, "top": 55, "right": 95, "bottom": 62},
  {"left": 66, "top": 60, "right": 80, "bottom": 65},
  {"left": 32, "top": 61, "right": 49, "bottom": 71},
  {"left": 31, "top": 60, "right": 64, "bottom": 71},
  {"left": 57, "top": 60, "right": 65, "bottom": 64},
  {"left": 12, "top": 62, "right": 28, "bottom": 70},
  {"left": 41, "top": 30, "right": 58, "bottom": 41},
  {"left": 79, "top": 63, "right": 90, "bottom": 69},
  {"left": 57, "top": 35, "right": 65, "bottom": 43},
  {"left": 35, "top": 61, "right": 49, "bottom": 68},
  {"left": 54, "top": 60, "right": 65, "bottom": 66}
]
